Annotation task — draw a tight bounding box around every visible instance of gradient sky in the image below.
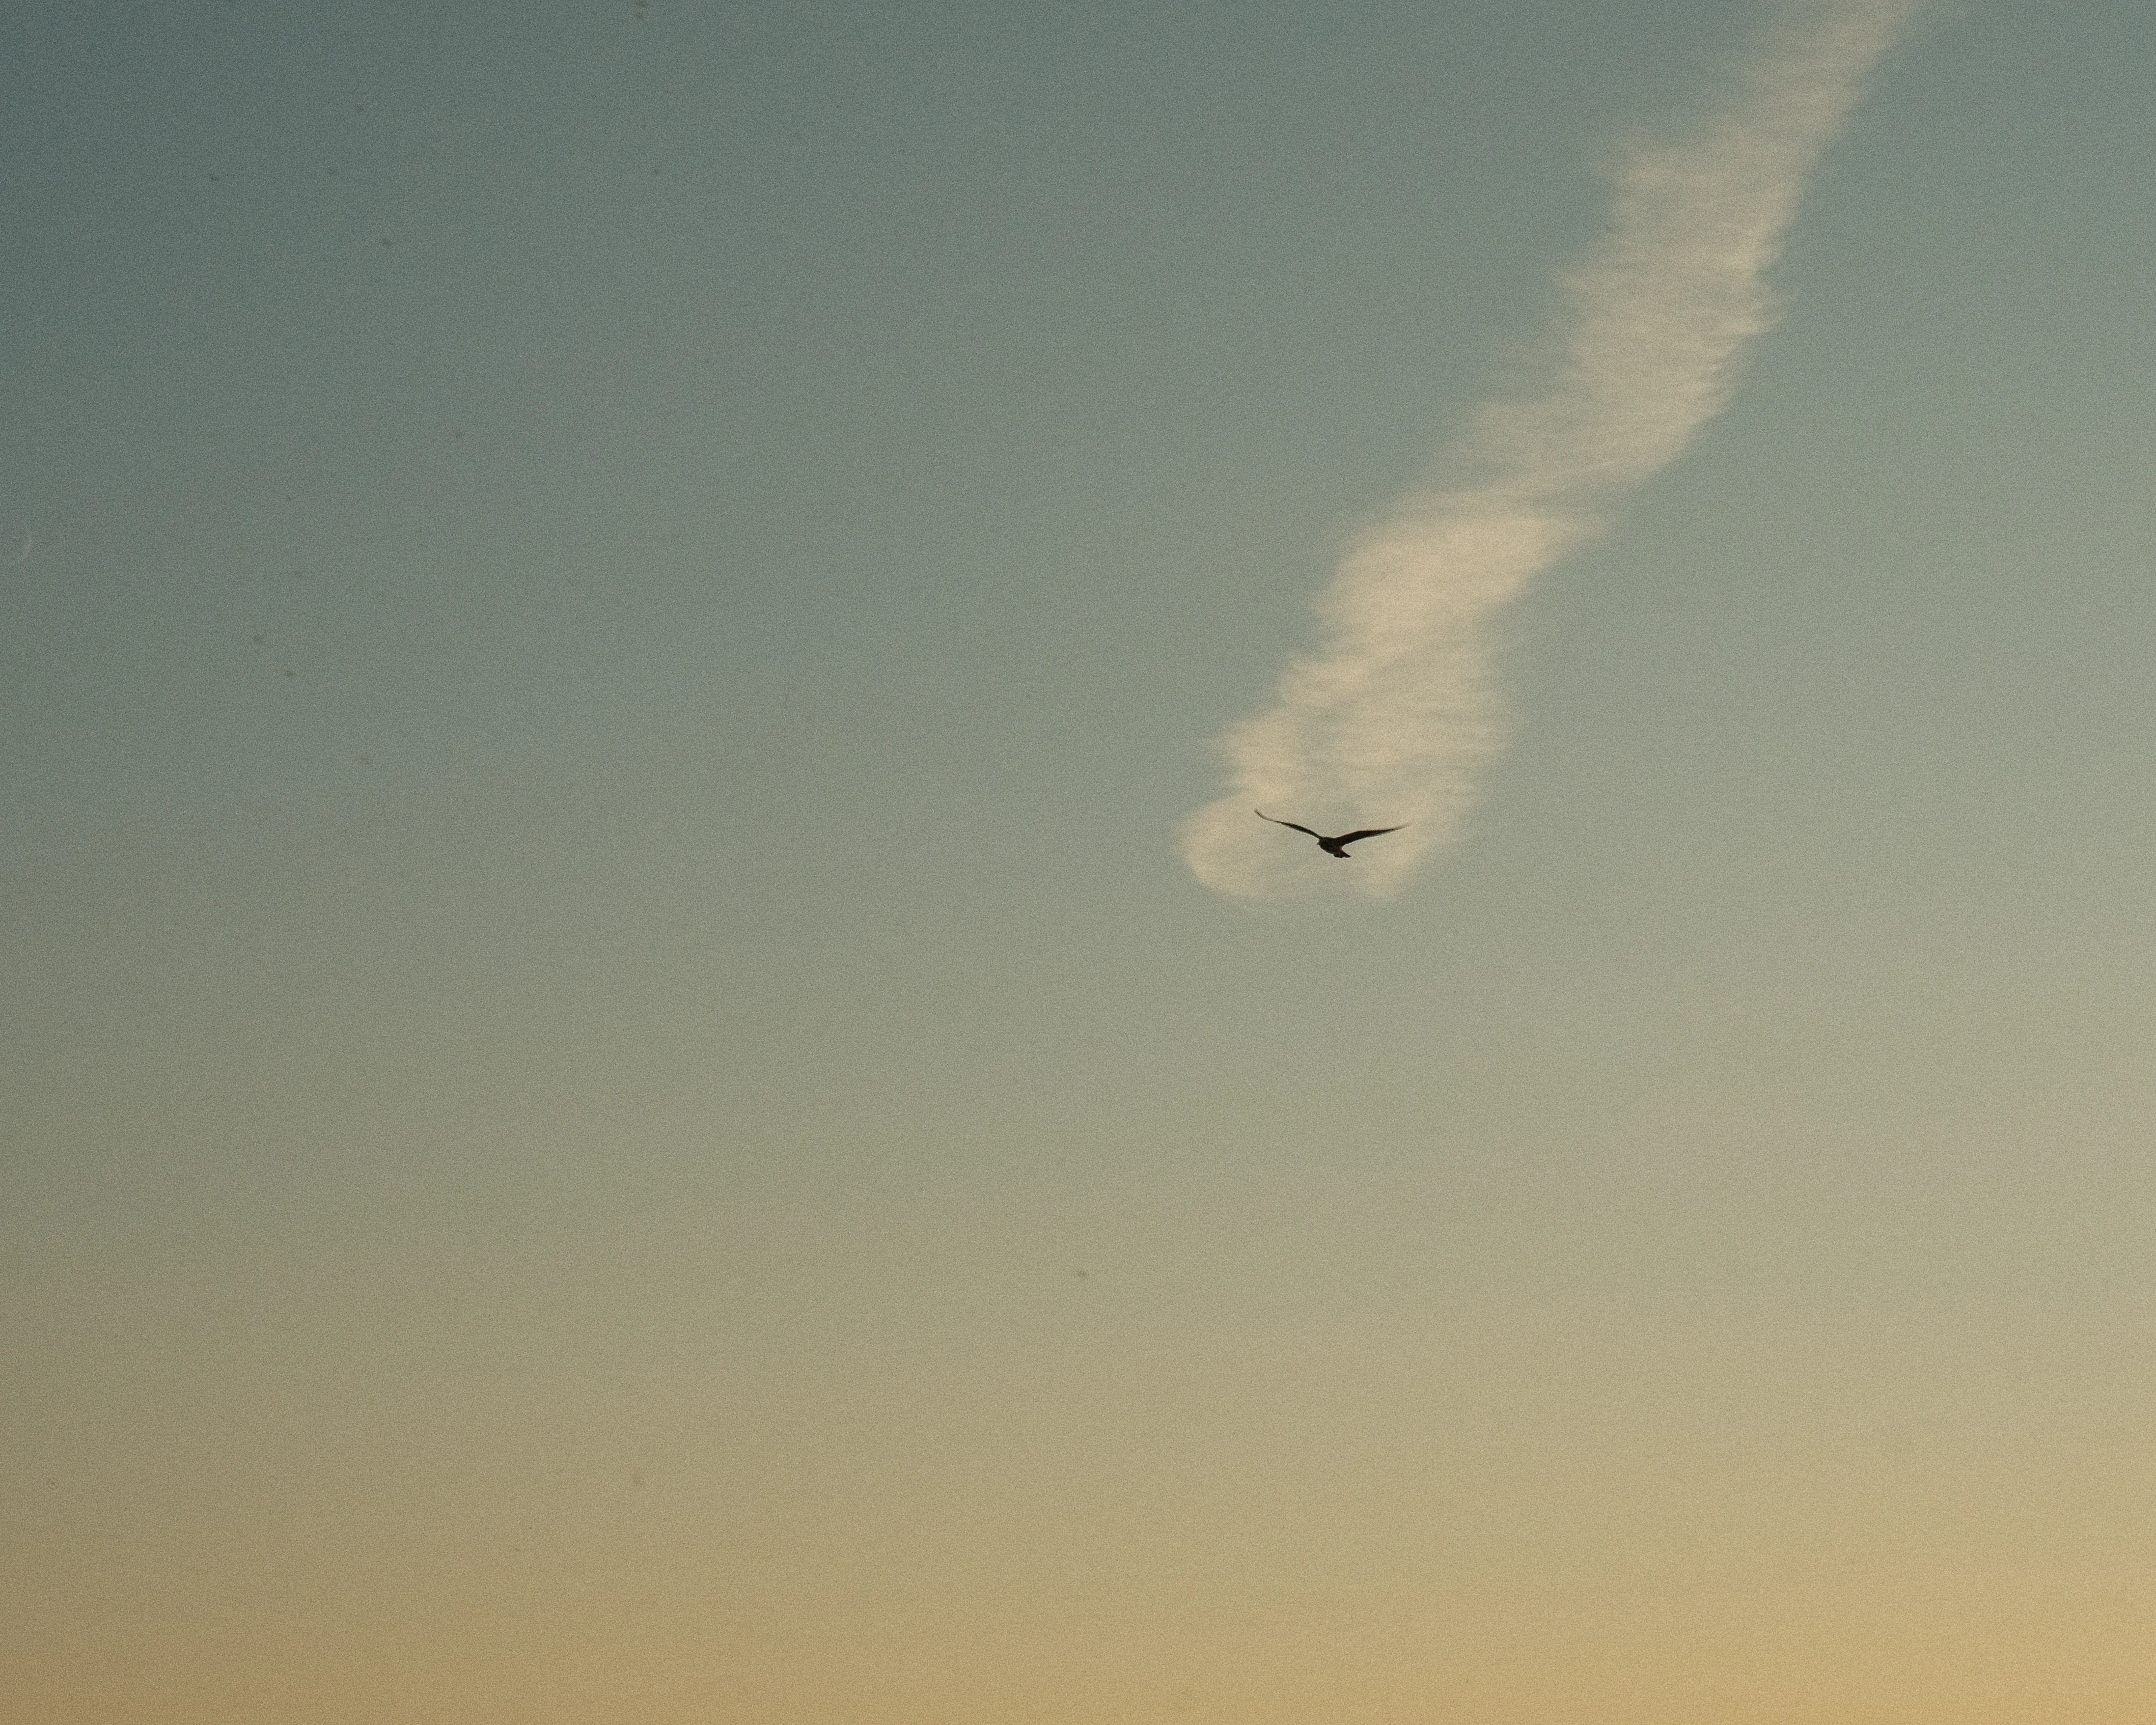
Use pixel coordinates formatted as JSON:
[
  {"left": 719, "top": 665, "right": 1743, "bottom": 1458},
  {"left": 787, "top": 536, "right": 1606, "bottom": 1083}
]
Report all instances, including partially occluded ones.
[{"left": 7, "top": 2, "right": 2156, "bottom": 1721}]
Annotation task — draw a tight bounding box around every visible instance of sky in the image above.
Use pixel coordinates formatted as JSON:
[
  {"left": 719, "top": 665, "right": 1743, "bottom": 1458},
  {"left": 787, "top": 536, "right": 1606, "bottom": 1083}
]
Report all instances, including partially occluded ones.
[{"left": 5, "top": 1, "right": 2156, "bottom": 1721}]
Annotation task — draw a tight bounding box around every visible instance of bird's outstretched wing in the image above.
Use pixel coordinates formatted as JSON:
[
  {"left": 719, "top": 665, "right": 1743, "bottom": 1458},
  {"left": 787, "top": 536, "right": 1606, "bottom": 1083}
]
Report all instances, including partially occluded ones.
[
  {"left": 1334, "top": 826, "right": 1406, "bottom": 847},
  {"left": 1255, "top": 810, "right": 1324, "bottom": 840}
]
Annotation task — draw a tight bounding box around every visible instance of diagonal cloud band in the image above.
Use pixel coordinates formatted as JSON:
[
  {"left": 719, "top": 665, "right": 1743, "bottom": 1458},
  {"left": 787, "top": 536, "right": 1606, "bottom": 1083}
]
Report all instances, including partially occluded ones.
[{"left": 1181, "top": 0, "right": 1922, "bottom": 902}]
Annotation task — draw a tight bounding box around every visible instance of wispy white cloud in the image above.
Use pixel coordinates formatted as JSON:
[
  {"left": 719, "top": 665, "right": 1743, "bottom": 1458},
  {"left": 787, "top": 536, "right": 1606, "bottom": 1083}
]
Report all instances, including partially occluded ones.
[{"left": 1182, "top": 0, "right": 1921, "bottom": 901}]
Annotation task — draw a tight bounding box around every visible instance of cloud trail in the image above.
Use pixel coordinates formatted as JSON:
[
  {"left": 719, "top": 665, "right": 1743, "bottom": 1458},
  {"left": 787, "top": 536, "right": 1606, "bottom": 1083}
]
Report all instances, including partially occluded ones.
[{"left": 1182, "top": 0, "right": 1920, "bottom": 901}]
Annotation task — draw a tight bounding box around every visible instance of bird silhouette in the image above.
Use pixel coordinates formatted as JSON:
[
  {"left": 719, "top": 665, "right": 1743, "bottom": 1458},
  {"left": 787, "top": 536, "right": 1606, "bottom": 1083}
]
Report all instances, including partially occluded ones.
[{"left": 1255, "top": 811, "right": 1406, "bottom": 859}]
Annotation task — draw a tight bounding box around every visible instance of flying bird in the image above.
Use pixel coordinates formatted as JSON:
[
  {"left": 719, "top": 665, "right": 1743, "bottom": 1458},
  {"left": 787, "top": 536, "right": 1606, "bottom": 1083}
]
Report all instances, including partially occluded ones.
[{"left": 1254, "top": 811, "right": 1406, "bottom": 859}]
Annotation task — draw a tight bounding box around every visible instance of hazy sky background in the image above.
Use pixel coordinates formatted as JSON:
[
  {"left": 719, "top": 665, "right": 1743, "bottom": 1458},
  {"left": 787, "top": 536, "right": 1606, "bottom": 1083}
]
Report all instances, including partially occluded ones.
[{"left": 7, "top": 1, "right": 2156, "bottom": 1720}]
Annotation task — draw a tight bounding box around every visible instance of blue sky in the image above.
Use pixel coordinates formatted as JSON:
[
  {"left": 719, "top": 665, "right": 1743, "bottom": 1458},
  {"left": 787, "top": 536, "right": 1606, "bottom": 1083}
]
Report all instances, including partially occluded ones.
[{"left": 7, "top": 2, "right": 2156, "bottom": 1720}]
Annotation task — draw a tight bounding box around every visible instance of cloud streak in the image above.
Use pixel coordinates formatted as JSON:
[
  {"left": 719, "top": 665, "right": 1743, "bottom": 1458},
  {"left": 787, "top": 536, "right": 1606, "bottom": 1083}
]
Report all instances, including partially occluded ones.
[{"left": 1182, "top": 0, "right": 1921, "bottom": 901}]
